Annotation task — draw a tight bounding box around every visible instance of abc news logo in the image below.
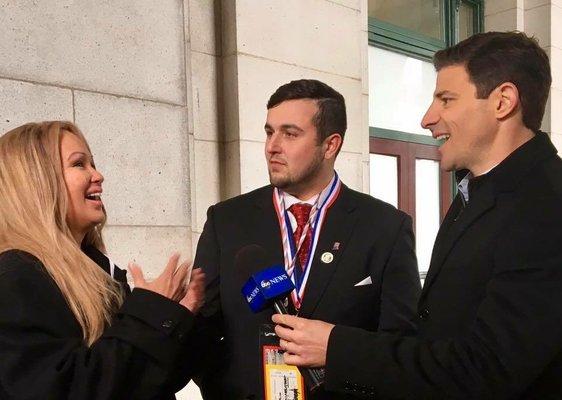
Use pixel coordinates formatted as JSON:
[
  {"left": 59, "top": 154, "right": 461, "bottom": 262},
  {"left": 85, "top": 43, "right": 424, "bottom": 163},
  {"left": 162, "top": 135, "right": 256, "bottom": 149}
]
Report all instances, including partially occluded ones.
[
  {"left": 246, "top": 273, "right": 290, "bottom": 303},
  {"left": 260, "top": 274, "right": 289, "bottom": 289}
]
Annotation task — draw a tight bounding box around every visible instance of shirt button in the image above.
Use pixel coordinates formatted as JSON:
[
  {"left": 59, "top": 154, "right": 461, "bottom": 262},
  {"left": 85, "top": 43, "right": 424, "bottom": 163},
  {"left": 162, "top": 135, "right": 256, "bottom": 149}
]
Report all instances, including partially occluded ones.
[
  {"left": 162, "top": 319, "right": 174, "bottom": 329},
  {"left": 419, "top": 309, "right": 430, "bottom": 320}
]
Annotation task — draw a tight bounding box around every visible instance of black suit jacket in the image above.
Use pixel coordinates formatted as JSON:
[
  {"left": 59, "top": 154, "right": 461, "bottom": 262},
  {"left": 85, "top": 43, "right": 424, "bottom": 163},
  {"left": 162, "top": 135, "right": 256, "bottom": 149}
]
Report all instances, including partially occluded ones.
[
  {"left": 325, "top": 132, "right": 562, "bottom": 399},
  {"left": 0, "top": 247, "right": 195, "bottom": 400},
  {"left": 193, "top": 183, "right": 421, "bottom": 399}
]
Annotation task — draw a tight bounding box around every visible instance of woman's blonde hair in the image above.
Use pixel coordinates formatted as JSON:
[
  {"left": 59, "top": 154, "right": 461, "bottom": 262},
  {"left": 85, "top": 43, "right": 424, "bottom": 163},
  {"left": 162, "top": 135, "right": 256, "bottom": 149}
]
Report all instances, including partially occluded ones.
[{"left": 0, "top": 121, "right": 123, "bottom": 345}]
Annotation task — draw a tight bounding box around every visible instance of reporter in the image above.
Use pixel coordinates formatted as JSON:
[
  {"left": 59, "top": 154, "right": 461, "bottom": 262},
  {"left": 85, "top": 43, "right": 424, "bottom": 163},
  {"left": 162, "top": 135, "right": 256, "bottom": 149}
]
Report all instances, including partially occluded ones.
[
  {"left": 273, "top": 32, "right": 562, "bottom": 400},
  {"left": 0, "top": 121, "right": 204, "bottom": 399}
]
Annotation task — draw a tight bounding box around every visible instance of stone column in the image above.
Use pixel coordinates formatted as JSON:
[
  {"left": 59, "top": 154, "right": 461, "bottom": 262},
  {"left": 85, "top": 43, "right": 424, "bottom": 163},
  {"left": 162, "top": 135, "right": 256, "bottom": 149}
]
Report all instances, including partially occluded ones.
[
  {"left": 186, "top": 0, "right": 224, "bottom": 256},
  {"left": 485, "top": 0, "right": 525, "bottom": 31}
]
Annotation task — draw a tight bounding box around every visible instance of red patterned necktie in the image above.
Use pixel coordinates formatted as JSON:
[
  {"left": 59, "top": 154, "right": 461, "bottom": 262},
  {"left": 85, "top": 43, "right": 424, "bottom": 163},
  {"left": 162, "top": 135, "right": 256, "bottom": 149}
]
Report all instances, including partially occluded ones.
[{"left": 288, "top": 203, "right": 313, "bottom": 270}]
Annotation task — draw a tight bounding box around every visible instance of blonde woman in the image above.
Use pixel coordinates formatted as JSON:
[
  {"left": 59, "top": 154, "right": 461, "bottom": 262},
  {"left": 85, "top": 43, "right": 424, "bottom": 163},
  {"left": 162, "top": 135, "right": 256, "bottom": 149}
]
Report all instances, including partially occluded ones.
[{"left": 0, "top": 121, "right": 204, "bottom": 399}]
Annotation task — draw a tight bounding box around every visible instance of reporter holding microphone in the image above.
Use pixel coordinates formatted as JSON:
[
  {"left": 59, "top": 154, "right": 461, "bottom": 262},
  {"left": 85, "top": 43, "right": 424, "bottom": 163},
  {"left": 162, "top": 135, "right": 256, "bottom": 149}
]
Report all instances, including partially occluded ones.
[
  {"left": 0, "top": 121, "right": 204, "bottom": 399},
  {"left": 273, "top": 33, "right": 562, "bottom": 399}
]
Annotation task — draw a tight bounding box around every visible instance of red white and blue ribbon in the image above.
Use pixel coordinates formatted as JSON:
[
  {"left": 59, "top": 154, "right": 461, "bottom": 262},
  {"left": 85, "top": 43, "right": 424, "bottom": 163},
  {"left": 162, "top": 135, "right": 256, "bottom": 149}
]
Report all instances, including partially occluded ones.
[{"left": 272, "top": 173, "right": 341, "bottom": 311}]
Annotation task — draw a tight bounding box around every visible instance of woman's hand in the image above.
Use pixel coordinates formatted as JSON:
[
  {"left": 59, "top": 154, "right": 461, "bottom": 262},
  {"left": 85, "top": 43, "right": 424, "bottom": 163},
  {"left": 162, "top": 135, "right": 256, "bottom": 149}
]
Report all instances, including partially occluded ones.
[
  {"left": 128, "top": 253, "right": 190, "bottom": 301},
  {"left": 180, "top": 268, "right": 205, "bottom": 314}
]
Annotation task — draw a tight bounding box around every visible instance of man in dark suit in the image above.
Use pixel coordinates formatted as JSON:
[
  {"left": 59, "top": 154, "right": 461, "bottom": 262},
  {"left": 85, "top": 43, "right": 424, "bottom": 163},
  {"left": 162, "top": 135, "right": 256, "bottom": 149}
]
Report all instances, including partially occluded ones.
[
  {"left": 273, "top": 32, "right": 562, "bottom": 399},
  {"left": 193, "top": 79, "right": 421, "bottom": 399}
]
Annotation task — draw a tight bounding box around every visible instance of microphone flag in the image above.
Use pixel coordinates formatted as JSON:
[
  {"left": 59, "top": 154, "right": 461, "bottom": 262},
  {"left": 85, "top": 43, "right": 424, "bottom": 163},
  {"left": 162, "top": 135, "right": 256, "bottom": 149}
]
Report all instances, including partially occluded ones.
[{"left": 242, "top": 264, "right": 295, "bottom": 313}]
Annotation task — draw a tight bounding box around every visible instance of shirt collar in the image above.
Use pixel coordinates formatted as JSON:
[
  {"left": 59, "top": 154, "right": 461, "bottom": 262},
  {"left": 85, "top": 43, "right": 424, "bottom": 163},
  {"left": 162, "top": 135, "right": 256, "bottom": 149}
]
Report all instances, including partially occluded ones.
[
  {"left": 283, "top": 192, "right": 318, "bottom": 209},
  {"left": 457, "top": 171, "right": 472, "bottom": 203},
  {"left": 281, "top": 173, "right": 336, "bottom": 210},
  {"left": 456, "top": 165, "right": 498, "bottom": 203}
]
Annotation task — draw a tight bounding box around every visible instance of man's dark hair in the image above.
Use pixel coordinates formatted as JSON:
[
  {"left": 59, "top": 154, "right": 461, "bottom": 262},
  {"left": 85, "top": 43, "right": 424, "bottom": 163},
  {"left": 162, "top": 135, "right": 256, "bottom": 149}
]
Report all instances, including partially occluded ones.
[
  {"left": 433, "top": 31, "right": 551, "bottom": 131},
  {"left": 267, "top": 79, "right": 347, "bottom": 144}
]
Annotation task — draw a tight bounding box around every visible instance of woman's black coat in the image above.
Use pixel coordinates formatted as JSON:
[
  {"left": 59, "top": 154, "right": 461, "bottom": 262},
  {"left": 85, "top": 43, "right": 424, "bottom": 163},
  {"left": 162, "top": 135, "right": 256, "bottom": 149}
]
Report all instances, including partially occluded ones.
[{"left": 0, "top": 247, "right": 195, "bottom": 399}]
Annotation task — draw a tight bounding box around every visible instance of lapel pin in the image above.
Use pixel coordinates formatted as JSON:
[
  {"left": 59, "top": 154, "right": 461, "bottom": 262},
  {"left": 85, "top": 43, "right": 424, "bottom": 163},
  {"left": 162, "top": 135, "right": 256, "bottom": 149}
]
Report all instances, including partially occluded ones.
[
  {"left": 321, "top": 252, "right": 334, "bottom": 264},
  {"left": 332, "top": 242, "right": 340, "bottom": 251}
]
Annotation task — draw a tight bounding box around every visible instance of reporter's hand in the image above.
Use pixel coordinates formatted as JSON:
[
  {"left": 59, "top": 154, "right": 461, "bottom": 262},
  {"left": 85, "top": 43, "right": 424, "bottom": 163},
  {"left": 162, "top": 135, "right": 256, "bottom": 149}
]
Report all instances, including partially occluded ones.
[
  {"left": 180, "top": 267, "right": 205, "bottom": 314},
  {"left": 273, "top": 314, "right": 335, "bottom": 368},
  {"left": 128, "top": 253, "right": 190, "bottom": 301}
]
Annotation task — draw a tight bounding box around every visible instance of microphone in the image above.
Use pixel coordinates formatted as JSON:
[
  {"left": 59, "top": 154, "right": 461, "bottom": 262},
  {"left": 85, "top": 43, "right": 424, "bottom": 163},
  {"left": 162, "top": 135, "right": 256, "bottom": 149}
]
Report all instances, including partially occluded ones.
[
  {"left": 237, "top": 245, "right": 325, "bottom": 392},
  {"left": 240, "top": 256, "right": 294, "bottom": 315}
]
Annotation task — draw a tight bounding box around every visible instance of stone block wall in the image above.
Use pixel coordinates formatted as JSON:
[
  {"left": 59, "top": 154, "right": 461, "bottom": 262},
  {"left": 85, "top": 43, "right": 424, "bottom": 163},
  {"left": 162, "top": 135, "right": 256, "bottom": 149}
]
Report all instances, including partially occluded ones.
[{"left": 0, "top": 0, "right": 194, "bottom": 276}]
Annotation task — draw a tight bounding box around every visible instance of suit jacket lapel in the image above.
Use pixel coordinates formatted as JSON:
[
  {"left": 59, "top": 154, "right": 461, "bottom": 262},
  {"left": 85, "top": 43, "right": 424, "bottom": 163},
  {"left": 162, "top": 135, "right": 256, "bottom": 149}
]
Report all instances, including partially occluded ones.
[
  {"left": 298, "top": 186, "right": 357, "bottom": 318},
  {"left": 423, "top": 194, "right": 463, "bottom": 288},
  {"left": 248, "top": 186, "right": 284, "bottom": 265},
  {"left": 422, "top": 132, "right": 557, "bottom": 298},
  {"left": 421, "top": 184, "right": 495, "bottom": 298}
]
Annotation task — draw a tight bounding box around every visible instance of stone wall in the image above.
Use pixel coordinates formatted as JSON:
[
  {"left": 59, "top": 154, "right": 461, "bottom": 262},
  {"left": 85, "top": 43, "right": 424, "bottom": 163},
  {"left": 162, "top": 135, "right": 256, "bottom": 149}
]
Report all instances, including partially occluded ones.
[{"left": 0, "top": 0, "right": 193, "bottom": 275}]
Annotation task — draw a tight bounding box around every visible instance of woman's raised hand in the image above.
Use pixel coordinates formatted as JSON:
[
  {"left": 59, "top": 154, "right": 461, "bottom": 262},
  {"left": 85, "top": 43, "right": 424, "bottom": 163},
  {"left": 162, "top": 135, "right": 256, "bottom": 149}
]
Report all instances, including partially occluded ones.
[
  {"left": 180, "top": 267, "right": 205, "bottom": 314},
  {"left": 128, "top": 253, "right": 190, "bottom": 301}
]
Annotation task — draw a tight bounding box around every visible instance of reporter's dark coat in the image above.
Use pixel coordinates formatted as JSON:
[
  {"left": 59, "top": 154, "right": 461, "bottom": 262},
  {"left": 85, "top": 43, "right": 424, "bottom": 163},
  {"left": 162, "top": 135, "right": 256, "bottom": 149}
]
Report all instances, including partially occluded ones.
[
  {"left": 325, "top": 132, "right": 562, "bottom": 399},
  {"left": 0, "top": 247, "right": 194, "bottom": 400},
  {"left": 193, "top": 183, "right": 421, "bottom": 399}
]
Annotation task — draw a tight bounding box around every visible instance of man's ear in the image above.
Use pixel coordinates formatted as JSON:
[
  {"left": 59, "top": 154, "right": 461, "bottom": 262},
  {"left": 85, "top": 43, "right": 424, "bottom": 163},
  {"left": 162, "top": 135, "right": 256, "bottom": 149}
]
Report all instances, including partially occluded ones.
[
  {"left": 493, "top": 82, "right": 520, "bottom": 120},
  {"left": 323, "top": 133, "right": 343, "bottom": 159}
]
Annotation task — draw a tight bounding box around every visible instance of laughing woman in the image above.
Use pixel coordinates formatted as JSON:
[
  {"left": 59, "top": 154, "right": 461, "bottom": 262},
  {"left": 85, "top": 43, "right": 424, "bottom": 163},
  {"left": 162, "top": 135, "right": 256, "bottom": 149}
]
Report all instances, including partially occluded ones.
[{"left": 0, "top": 121, "right": 204, "bottom": 399}]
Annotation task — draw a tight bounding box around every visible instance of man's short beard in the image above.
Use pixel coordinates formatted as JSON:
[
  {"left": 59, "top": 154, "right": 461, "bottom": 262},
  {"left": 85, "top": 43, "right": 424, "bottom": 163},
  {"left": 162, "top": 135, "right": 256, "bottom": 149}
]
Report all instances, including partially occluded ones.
[{"left": 269, "top": 150, "right": 324, "bottom": 192}]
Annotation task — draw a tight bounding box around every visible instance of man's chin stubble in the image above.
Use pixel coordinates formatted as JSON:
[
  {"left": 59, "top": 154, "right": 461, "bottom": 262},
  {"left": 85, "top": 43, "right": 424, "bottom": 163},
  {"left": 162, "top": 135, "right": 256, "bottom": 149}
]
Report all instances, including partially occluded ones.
[{"left": 269, "top": 172, "right": 291, "bottom": 189}]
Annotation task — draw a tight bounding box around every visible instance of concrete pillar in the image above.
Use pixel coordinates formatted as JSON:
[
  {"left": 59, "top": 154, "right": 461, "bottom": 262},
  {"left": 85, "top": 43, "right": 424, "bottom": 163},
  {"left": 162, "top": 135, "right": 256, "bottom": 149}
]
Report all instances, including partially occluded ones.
[
  {"left": 185, "top": 0, "right": 224, "bottom": 257},
  {"left": 485, "top": 0, "right": 525, "bottom": 31}
]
